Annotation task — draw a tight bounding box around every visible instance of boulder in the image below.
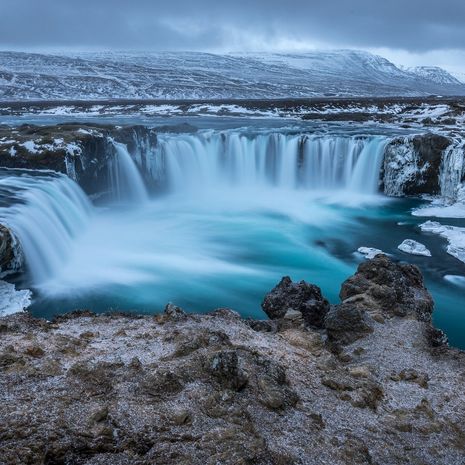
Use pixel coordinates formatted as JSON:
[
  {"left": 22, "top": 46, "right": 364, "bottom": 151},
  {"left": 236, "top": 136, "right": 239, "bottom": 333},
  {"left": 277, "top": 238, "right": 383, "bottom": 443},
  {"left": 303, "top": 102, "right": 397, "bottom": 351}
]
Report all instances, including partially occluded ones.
[
  {"left": 262, "top": 276, "right": 330, "bottom": 328},
  {"left": 339, "top": 254, "right": 434, "bottom": 322},
  {"left": 163, "top": 302, "right": 186, "bottom": 320},
  {"left": 206, "top": 350, "right": 248, "bottom": 391},
  {"left": 324, "top": 303, "right": 374, "bottom": 345}
]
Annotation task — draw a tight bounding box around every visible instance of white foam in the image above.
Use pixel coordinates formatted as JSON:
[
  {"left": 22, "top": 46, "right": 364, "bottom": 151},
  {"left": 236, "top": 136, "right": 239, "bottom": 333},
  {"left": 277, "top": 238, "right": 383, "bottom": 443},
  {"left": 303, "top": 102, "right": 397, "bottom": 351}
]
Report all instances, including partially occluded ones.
[{"left": 444, "top": 275, "right": 465, "bottom": 288}]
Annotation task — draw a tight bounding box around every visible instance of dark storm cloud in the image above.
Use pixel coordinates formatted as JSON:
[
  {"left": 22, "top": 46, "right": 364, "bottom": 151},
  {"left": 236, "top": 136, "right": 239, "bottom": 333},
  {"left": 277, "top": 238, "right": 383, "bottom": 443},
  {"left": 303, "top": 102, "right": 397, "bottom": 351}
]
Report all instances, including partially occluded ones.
[{"left": 0, "top": 0, "right": 464, "bottom": 52}]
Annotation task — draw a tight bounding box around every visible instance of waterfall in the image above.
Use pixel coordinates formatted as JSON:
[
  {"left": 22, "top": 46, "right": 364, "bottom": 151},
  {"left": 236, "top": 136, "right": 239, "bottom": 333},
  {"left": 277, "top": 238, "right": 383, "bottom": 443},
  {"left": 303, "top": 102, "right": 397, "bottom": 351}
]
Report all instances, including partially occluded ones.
[
  {"left": 108, "top": 140, "right": 149, "bottom": 204},
  {"left": 0, "top": 171, "right": 93, "bottom": 285},
  {"left": 348, "top": 138, "right": 388, "bottom": 193},
  {"left": 0, "top": 132, "right": 389, "bottom": 289},
  {"left": 146, "top": 132, "right": 388, "bottom": 194},
  {"left": 439, "top": 140, "right": 465, "bottom": 203}
]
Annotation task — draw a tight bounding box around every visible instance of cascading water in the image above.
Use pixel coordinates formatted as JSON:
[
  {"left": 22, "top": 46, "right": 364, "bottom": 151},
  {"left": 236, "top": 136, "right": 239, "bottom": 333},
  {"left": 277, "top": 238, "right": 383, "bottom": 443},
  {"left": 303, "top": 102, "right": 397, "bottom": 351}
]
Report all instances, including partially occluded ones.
[
  {"left": 145, "top": 132, "right": 388, "bottom": 195},
  {"left": 0, "top": 130, "right": 391, "bottom": 314},
  {"left": 1, "top": 126, "right": 465, "bottom": 349},
  {"left": 108, "top": 140, "right": 149, "bottom": 204},
  {"left": 0, "top": 171, "right": 93, "bottom": 285},
  {"left": 439, "top": 140, "right": 465, "bottom": 202}
]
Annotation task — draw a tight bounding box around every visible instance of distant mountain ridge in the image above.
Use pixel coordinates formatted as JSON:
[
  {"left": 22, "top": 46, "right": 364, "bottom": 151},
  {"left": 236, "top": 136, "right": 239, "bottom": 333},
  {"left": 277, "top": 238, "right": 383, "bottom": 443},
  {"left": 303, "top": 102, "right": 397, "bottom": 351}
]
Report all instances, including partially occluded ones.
[
  {"left": 0, "top": 50, "right": 464, "bottom": 101},
  {"left": 403, "top": 65, "right": 463, "bottom": 85}
]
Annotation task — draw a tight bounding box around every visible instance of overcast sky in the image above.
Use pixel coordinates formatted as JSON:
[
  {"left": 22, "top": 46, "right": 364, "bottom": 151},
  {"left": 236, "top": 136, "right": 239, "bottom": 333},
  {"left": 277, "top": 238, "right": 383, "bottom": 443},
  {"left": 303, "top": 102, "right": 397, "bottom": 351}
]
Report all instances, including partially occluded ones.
[{"left": 1, "top": 0, "right": 464, "bottom": 74}]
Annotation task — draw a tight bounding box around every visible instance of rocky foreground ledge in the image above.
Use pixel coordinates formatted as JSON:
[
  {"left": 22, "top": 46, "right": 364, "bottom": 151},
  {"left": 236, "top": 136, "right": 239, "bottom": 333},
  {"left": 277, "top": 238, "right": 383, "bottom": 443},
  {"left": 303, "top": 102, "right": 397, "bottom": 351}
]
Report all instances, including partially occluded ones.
[{"left": 1, "top": 256, "right": 464, "bottom": 465}]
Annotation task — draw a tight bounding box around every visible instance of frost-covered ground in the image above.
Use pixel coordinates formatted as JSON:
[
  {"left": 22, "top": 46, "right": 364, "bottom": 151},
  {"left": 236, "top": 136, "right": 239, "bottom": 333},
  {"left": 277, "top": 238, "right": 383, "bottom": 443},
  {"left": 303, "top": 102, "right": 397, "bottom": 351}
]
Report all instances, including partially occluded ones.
[
  {"left": 1, "top": 50, "right": 465, "bottom": 101},
  {"left": 2, "top": 97, "right": 464, "bottom": 131},
  {"left": 1, "top": 256, "right": 465, "bottom": 465}
]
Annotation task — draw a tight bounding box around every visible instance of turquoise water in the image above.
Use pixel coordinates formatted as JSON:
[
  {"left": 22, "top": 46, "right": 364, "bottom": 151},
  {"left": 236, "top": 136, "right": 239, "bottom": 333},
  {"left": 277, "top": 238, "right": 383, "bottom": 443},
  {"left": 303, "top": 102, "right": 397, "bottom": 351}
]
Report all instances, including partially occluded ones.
[
  {"left": 322, "top": 197, "right": 465, "bottom": 349},
  {"left": 25, "top": 189, "right": 358, "bottom": 318},
  {"left": 21, "top": 192, "right": 465, "bottom": 349},
  {"left": 0, "top": 117, "right": 462, "bottom": 348}
]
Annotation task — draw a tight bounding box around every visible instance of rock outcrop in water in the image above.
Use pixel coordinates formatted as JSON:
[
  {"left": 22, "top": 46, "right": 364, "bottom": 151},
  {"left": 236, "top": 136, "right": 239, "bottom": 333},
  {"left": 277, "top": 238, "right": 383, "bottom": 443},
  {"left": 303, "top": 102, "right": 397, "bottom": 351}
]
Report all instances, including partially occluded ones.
[
  {"left": 339, "top": 254, "right": 434, "bottom": 322},
  {"left": 383, "top": 133, "right": 452, "bottom": 196},
  {"left": 1, "top": 115, "right": 464, "bottom": 203},
  {"left": 0, "top": 124, "right": 157, "bottom": 195},
  {"left": 0, "top": 224, "right": 22, "bottom": 277},
  {"left": 0, "top": 256, "right": 463, "bottom": 465}
]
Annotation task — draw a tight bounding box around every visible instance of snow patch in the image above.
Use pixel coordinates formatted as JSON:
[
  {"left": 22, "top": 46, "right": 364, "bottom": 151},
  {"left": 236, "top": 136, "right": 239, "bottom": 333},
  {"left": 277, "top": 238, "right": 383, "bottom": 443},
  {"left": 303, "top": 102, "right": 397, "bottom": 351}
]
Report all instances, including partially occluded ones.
[
  {"left": 21, "top": 140, "right": 39, "bottom": 154},
  {"left": 65, "top": 142, "right": 82, "bottom": 156}
]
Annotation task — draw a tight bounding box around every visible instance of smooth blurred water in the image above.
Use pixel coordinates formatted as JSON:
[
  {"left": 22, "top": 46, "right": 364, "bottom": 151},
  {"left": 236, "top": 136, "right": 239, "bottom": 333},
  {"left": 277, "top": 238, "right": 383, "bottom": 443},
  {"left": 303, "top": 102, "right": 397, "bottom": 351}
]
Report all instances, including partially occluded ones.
[
  {"left": 0, "top": 121, "right": 463, "bottom": 349},
  {"left": 25, "top": 188, "right": 379, "bottom": 317},
  {"left": 16, "top": 189, "right": 463, "bottom": 350}
]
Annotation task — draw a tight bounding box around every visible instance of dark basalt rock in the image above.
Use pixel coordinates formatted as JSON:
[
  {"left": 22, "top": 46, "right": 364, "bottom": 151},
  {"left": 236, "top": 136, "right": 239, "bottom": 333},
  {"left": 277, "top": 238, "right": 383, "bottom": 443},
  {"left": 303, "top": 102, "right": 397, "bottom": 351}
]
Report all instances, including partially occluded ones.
[
  {"left": 339, "top": 254, "right": 434, "bottom": 322},
  {"left": 0, "top": 224, "right": 22, "bottom": 277},
  {"left": 253, "top": 356, "right": 299, "bottom": 410},
  {"left": 0, "top": 124, "right": 157, "bottom": 196},
  {"left": 140, "top": 369, "right": 184, "bottom": 399},
  {"left": 425, "top": 326, "right": 449, "bottom": 348},
  {"left": 324, "top": 303, "right": 374, "bottom": 345},
  {"left": 410, "top": 133, "right": 451, "bottom": 195},
  {"left": 383, "top": 133, "right": 451, "bottom": 196},
  {"left": 163, "top": 302, "right": 186, "bottom": 320},
  {"left": 206, "top": 350, "right": 248, "bottom": 391},
  {"left": 262, "top": 276, "right": 330, "bottom": 328}
]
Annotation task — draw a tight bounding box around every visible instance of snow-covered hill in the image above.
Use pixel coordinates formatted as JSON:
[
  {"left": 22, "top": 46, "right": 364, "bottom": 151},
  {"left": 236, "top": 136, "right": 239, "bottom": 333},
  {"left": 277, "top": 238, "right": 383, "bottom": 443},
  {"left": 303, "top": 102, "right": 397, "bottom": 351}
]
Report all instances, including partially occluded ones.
[
  {"left": 449, "top": 71, "right": 465, "bottom": 84},
  {"left": 405, "top": 66, "right": 463, "bottom": 86},
  {"left": 0, "top": 50, "right": 464, "bottom": 101}
]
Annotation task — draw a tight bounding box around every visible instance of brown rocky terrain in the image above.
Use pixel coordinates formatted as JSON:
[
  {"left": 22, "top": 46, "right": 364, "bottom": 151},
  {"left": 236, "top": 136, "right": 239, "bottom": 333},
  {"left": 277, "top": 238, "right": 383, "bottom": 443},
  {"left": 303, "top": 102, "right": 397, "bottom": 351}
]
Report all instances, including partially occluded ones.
[{"left": 0, "top": 255, "right": 464, "bottom": 465}]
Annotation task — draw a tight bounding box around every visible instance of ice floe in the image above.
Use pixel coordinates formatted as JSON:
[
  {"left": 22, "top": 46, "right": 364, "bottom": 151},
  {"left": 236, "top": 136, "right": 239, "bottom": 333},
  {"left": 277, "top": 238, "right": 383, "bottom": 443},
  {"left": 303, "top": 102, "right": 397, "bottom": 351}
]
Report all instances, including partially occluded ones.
[
  {"left": 420, "top": 221, "right": 465, "bottom": 263},
  {"left": 357, "top": 247, "right": 385, "bottom": 259},
  {"left": 397, "top": 239, "right": 431, "bottom": 257},
  {"left": 0, "top": 281, "right": 31, "bottom": 316}
]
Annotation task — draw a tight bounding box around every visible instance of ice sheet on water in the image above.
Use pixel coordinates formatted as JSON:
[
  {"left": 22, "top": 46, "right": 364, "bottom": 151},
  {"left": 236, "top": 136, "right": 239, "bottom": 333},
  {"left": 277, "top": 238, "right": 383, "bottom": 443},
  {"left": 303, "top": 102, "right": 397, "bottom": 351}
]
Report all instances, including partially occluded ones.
[
  {"left": 0, "top": 281, "right": 31, "bottom": 316},
  {"left": 412, "top": 202, "right": 465, "bottom": 219},
  {"left": 420, "top": 221, "right": 465, "bottom": 263}
]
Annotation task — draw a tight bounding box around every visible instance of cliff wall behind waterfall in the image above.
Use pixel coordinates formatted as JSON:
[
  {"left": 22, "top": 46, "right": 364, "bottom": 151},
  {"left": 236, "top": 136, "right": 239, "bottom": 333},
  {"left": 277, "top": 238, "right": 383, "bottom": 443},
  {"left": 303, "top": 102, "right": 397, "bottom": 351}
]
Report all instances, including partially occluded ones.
[{"left": 1, "top": 124, "right": 464, "bottom": 201}]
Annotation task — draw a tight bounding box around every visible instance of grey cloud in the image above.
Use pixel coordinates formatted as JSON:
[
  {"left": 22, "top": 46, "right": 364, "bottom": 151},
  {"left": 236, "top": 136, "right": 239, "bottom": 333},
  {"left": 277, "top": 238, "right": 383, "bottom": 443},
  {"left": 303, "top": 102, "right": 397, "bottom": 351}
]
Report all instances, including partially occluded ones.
[{"left": 0, "top": 0, "right": 464, "bottom": 52}]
